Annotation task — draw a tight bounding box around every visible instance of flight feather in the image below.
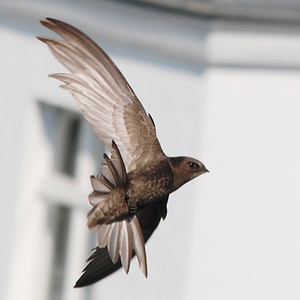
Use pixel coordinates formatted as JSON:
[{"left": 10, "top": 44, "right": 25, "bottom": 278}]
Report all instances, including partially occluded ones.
[{"left": 38, "top": 18, "right": 164, "bottom": 172}]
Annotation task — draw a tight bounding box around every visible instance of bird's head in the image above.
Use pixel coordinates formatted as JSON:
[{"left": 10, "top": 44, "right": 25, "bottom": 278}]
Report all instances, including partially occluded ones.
[{"left": 169, "top": 156, "right": 209, "bottom": 191}]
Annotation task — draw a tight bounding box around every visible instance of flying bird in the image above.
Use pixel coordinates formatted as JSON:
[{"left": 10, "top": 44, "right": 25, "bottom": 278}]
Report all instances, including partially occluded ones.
[{"left": 38, "top": 18, "right": 208, "bottom": 287}]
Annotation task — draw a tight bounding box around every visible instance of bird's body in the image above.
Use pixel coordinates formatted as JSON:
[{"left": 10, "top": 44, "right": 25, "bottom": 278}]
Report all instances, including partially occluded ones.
[
  {"left": 87, "top": 143, "right": 174, "bottom": 226},
  {"left": 87, "top": 150, "right": 205, "bottom": 227},
  {"left": 38, "top": 18, "right": 208, "bottom": 287}
]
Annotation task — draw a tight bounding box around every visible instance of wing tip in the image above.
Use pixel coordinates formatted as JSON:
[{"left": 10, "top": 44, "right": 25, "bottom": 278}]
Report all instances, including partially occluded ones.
[{"left": 39, "top": 17, "right": 61, "bottom": 28}]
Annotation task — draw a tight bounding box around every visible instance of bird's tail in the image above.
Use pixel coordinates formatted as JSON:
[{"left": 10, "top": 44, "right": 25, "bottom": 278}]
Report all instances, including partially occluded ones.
[{"left": 87, "top": 141, "right": 147, "bottom": 277}]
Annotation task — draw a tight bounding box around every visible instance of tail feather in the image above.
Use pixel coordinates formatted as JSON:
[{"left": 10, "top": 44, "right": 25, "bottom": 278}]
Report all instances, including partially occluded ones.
[
  {"left": 131, "top": 216, "right": 148, "bottom": 277},
  {"left": 108, "top": 222, "right": 121, "bottom": 264},
  {"left": 97, "top": 224, "right": 113, "bottom": 248},
  {"left": 119, "top": 221, "right": 133, "bottom": 273},
  {"left": 97, "top": 217, "right": 147, "bottom": 275},
  {"left": 98, "top": 174, "right": 115, "bottom": 191},
  {"left": 101, "top": 153, "right": 120, "bottom": 186},
  {"left": 109, "top": 140, "right": 127, "bottom": 183},
  {"left": 88, "top": 191, "right": 108, "bottom": 207},
  {"left": 75, "top": 197, "right": 169, "bottom": 287},
  {"left": 90, "top": 175, "right": 111, "bottom": 193},
  {"left": 88, "top": 141, "right": 147, "bottom": 276}
]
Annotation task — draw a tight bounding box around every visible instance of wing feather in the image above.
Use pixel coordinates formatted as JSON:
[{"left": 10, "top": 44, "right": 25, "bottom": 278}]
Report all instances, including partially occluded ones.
[{"left": 38, "top": 18, "right": 165, "bottom": 172}]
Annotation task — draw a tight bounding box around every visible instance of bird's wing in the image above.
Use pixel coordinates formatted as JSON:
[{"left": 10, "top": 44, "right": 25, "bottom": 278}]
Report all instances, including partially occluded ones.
[
  {"left": 75, "top": 197, "right": 169, "bottom": 287},
  {"left": 38, "top": 18, "right": 165, "bottom": 172}
]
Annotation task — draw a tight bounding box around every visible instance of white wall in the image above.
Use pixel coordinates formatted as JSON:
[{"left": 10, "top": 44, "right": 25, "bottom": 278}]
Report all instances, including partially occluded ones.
[
  {"left": 184, "top": 26, "right": 300, "bottom": 299},
  {"left": 187, "top": 68, "right": 300, "bottom": 300}
]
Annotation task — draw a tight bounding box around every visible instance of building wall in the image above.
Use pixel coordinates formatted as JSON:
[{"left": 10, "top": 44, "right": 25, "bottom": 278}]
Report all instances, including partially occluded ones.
[{"left": 1, "top": 1, "right": 300, "bottom": 300}]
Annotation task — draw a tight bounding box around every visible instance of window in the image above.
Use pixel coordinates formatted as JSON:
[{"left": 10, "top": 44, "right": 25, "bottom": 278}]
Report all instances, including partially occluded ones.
[
  {"left": 38, "top": 102, "right": 105, "bottom": 300},
  {"left": 48, "top": 205, "right": 70, "bottom": 300}
]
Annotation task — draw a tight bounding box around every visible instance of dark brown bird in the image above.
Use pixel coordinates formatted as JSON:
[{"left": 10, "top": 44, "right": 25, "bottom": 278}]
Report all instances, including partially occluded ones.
[{"left": 38, "top": 18, "right": 209, "bottom": 287}]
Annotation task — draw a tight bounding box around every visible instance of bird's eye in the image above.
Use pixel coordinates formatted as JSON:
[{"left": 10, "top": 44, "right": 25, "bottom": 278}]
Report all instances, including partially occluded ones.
[{"left": 188, "top": 161, "right": 199, "bottom": 169}]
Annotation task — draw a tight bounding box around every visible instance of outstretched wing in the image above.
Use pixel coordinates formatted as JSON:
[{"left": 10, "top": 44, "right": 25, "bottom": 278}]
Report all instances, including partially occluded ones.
[
  {"left": 38, "top": 18, "right": 165, "bottom": 172},
  {"left": 75, "top": 197, "right": 169, "bottom": 287}
]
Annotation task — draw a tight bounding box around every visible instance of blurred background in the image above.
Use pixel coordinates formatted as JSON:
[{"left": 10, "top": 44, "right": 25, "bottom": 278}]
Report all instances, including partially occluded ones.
[{"left": 1, "top": 0, "right": 300, "bottom": 299}]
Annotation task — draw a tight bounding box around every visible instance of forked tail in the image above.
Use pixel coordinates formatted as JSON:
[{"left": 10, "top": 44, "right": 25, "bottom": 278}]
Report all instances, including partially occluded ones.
[{"left": 87, "top": 141, "right": 147, "bottom": 276}]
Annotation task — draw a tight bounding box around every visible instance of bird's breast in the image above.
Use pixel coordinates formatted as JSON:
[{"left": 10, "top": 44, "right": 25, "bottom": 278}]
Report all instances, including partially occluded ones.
[{"left": 127, "top": 159, "right": 174, "bottom": 207}]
